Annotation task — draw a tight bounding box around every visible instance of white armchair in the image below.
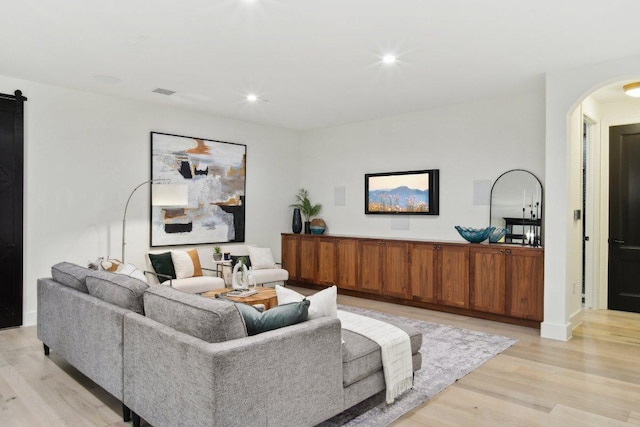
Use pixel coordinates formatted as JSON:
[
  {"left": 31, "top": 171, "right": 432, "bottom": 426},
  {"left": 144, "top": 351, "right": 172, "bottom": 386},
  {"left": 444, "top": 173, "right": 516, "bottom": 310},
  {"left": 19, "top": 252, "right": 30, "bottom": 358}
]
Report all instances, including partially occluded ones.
[
  {"left": 220, "top": 244, "right": 288, "bottom": 288},
  {"left": 145, "top": 249, "right": 225, "bottom": 294}
]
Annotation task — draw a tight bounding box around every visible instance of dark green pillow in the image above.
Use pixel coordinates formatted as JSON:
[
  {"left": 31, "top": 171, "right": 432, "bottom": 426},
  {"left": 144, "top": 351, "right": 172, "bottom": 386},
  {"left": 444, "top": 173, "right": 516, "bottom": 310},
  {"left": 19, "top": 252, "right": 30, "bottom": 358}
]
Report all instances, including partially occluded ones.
[
  {"left": 148, "top": 252, "right": 176, "bottom": 282},
  {"left": 230, "top": 255, "right": 251, "bottom": 269},
  {"left": 234, "top": 299, "right": 310, "bottom": 336}
]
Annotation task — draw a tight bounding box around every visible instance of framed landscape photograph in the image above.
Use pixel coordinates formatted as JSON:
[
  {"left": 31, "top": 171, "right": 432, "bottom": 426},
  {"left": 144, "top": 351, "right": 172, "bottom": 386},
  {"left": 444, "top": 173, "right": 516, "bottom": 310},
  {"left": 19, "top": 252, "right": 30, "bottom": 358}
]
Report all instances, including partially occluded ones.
[
  {"left": 150, "top": 132, "right": 246, "bottom": 246},
  {"left": 365, "top": 169, "right": 439, "bottom": 215}
]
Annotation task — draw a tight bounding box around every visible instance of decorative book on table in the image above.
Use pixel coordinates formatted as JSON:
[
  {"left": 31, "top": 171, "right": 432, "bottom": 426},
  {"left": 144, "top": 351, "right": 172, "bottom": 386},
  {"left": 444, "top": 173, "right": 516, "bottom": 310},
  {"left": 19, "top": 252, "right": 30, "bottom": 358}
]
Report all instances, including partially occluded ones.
[{"left": 226, "top": 289, "right": 257, "bottom": 297}]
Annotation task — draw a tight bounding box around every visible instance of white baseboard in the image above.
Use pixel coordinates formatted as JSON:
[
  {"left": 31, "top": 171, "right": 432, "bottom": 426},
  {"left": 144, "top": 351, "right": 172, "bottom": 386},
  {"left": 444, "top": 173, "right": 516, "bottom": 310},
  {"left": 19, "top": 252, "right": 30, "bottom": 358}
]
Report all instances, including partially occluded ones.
[
  {"left": 540, "top": 320, "right": 573, "bottom": 341},
  {"left": 569, "top": 309, "right": 583, "bottom": 333},
  {"left": 22, "top": 310, "right": 37, "bottom": 327}
]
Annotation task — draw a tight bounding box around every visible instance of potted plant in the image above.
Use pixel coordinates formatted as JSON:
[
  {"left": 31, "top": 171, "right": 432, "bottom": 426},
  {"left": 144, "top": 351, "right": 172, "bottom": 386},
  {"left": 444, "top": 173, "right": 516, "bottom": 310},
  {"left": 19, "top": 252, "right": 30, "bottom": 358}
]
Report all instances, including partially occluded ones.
[
  {"left": 290, "top": 188, "right": 322, "bottom": 234},
  {"left": 213, "top": 245, "right": 222, "bottom": 261}
]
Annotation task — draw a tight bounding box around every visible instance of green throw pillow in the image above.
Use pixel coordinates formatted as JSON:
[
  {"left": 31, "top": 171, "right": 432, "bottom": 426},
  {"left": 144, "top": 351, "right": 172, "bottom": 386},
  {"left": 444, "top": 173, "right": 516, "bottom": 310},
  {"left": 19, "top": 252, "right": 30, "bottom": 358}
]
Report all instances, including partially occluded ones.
[
  {"left": 230, "top": 255, "right": 251, "bottom": 269},
  {"left": 234, "top": 299, "right": 310, "bottom": 336},
  {"left": 148, "top": 252, "right": 176, "bottom": 282}
]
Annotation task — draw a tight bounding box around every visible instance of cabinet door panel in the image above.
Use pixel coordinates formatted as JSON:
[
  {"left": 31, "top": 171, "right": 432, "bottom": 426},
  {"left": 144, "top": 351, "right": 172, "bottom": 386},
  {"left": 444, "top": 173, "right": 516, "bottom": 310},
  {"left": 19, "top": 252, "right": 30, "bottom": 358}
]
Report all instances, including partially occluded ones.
[
  {"left": 409, "top": 243, "right": 437, "bottom": 303},
  {"left": 506, "top": 248, "right": 544, "bottom": 320},
  {"left": 281, "top": 235, "right": 300, "bottom": 280},
  {"left": 382, "top": 241, "right": 408, "bottom": 298},
  {"left": 359, "top": 240, "right": 382, "bottom": 293},
  {"left": 299, "top": 237, "right": 317, "bottom": 282},
  {"left": 438, "top": 245, "right": 469, "bottom": 308},
  {"left": 337, "top": 238, "right": 358, "bottom": 290},
  {"left": 317, "top": 238, "right": 337, "bottom": 285},
  {"left": 470, "top": 247, "right": 506, "bottom": 314}
]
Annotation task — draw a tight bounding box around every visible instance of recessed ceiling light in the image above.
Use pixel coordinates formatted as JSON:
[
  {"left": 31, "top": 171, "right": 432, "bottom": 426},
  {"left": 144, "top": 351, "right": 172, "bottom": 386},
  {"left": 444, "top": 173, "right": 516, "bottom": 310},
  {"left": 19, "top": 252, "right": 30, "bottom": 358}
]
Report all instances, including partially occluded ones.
[
  {"left": 623, "top": 82, "right": 640, "bottom": 97},
  {"left": 246, "top": 94, "right": 258, "bottom": 102},
  {"left": 94, "top": 75, "right": 122, "bottom": 84},
  {"left": 382, "top": 54, "right": 397, "bottom": 64}
]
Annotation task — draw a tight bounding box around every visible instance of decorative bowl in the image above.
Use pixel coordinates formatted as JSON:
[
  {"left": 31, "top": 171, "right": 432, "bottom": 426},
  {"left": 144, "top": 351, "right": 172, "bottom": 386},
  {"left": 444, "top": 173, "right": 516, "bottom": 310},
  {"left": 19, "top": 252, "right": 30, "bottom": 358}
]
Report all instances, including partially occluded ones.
[
  {"left": 309, "top": 218, "right": 326, "bottom": 234},
  {"left": 488, "top": 227, "right": 508, "bottom": 243},
  {"left": 454, "top": 226, "right": 495, "bottom": 243}
]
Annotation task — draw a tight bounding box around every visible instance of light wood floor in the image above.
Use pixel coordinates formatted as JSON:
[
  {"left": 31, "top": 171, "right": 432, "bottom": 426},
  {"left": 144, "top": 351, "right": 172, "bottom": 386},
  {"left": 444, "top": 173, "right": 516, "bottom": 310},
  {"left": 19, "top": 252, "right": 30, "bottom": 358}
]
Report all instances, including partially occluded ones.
[{"left": 1, "top": 291, "right": 639, "bottom": 426}]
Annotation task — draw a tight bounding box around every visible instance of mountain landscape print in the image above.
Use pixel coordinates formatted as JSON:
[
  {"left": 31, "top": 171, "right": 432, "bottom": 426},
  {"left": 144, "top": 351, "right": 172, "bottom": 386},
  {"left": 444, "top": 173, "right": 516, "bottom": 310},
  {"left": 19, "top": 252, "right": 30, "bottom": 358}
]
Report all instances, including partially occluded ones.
[
  {"left": 368, "top": 186, "right": 429, "bottom": 212},
  {"left": 365, "top": 170, "right": 438, "bottom": 214}
]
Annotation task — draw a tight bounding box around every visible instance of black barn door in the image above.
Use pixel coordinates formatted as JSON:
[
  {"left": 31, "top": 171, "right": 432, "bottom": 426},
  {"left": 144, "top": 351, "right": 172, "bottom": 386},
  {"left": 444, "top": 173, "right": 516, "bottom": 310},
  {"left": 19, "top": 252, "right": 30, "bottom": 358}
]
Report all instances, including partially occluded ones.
[
  {"left": 0, "top": 90, "right": 25, "bottom": 329},
  {"left": 609, "top": 123, "right": 640, "bottom": 313}
]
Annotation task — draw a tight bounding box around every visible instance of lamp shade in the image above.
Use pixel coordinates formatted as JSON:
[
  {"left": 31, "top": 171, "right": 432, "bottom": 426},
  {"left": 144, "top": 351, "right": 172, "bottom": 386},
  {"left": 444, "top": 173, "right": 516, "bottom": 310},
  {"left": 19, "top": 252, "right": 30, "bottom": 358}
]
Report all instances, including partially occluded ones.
[{"left": 152, "top": 184, "right": 188, "bottom": 206}]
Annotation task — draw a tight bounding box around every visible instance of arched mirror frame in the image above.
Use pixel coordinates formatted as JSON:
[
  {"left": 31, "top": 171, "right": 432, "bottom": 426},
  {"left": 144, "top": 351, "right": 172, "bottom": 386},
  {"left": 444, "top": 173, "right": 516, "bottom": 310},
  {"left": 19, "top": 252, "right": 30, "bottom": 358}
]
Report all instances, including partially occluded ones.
[{"left": 489, "top": 169, "right": 543, "bottom": 246}]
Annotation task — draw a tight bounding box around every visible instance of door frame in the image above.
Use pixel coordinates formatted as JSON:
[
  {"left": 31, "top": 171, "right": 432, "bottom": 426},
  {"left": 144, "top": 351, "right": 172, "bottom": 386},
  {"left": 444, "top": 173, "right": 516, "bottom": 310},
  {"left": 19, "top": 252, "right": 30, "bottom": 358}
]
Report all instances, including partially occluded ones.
[
  {"left": 582, "top": 114, "right": 599, "bottom": 309},
  {"left": 592, "top": 116, "right": 640, "bottom": 310}
]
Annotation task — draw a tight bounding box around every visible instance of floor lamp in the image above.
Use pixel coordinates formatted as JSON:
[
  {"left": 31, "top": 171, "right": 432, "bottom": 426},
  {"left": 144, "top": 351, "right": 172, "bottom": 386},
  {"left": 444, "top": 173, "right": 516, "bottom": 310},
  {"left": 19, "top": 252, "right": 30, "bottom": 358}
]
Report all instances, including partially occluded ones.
[{"left": 121, "top": 179, "right": 188, "bottom": 263}]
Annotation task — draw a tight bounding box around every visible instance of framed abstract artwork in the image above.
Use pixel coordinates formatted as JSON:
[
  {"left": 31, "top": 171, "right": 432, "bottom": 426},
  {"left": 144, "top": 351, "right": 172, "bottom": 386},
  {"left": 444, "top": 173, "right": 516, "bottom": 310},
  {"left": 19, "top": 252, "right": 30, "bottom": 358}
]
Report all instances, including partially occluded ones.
[
  {"left": 150, "top": 132, "right": 246, "bottom": 246},
  {"left": 364, "top": 169, "right": 439, "bottom": 215}
]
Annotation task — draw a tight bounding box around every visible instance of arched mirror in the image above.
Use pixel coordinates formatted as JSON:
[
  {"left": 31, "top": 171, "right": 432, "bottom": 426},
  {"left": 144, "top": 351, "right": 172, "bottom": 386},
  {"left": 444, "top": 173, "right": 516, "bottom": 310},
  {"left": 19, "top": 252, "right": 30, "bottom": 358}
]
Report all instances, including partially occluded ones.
[{"left": 490, "top": 169, "right": 543, "bottom": 246}]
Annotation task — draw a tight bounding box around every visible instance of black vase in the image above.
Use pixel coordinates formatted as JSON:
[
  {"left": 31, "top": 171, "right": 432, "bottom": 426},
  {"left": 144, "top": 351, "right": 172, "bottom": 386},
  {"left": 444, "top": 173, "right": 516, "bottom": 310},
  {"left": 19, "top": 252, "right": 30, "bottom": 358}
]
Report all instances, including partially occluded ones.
[
  {"left": 292, "top": 208, "right": 302, "bottom": 234},
  {"left": 304, "top": 221, "right": 311, "bottom": 234}
]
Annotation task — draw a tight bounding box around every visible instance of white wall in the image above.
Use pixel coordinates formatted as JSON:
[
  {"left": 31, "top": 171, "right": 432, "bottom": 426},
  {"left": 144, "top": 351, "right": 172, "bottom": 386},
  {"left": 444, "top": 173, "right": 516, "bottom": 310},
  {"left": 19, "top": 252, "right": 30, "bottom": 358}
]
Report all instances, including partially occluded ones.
[
  {"left": 0, "top": 74, "right": 301, "bottom": 326},
  {"left": 298, "top": 89, "right": 545, "bottom": 242},
  {"left": 581, "top": 96, "right": 602, "bottom": 310},
  {"left": 543, "top": 54, "right": 640, "bottom": 340},
  {"left": 565, "top": 105, "right": 583, "bottom": 326}
]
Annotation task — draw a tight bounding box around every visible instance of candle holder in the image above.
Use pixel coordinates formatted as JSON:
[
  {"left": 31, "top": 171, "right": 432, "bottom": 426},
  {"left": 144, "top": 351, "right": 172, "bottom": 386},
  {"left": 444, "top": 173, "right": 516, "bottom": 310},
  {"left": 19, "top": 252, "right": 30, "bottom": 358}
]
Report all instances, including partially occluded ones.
[{"left": 521, "top": 207, "right": 526, "bottom": 246}]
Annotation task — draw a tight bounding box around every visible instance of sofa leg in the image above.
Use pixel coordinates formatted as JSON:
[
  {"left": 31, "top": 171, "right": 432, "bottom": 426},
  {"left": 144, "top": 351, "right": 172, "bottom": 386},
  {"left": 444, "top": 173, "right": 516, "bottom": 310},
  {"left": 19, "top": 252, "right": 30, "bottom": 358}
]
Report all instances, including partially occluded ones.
[
  {"left": 43, "top": 343, "right": 50, "bottom": 356},
  {"left": 132, "top": 412, "right": 141, "bottom": 427},
  {"left": 122, "top": 404, "right": 131, "bottom": 422}
]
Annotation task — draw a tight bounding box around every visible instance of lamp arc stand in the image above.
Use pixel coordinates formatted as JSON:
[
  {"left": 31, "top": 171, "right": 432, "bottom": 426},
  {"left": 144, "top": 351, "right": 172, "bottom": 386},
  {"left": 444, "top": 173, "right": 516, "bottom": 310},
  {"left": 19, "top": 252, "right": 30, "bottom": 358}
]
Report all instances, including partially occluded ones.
[{"left": 121, "top": 179, "right": 167, "bottom": 263}]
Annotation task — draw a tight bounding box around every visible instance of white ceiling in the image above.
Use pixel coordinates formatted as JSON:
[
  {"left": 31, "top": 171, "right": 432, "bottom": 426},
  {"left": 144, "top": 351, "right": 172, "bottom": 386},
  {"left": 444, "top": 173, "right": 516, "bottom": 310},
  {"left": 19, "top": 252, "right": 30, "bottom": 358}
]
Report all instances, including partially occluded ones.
[{"left": 4, "top": 0, "right": 640, "bottom": 130}]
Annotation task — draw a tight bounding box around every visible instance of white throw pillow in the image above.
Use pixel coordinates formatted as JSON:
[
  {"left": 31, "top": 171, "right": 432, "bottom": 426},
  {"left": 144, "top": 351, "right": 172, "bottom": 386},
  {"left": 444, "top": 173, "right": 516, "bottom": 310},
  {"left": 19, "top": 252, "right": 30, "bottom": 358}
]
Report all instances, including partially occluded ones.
[
  {"left": 171, "top": 250, "right": 195, "bottom": 279},
  {"left": 248, "top": 247, "right": 276, "bottom": 270},
  {"left": 276, "top": 285, "right": 337, "bottom": 320},
  {"left": 115, "top": 263, "right": 148, "bottom": 283}
]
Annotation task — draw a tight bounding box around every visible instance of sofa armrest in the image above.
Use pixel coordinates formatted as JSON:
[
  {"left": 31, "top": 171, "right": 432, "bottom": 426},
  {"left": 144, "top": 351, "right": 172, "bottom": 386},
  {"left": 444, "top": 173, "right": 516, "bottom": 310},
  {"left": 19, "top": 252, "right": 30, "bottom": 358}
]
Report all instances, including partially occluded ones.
[
  {"left": 143, "top": 270, "right": 173, "bottom": 286},
  {"left": 124, "top": 314, "right": 344, "bottom": 427}
]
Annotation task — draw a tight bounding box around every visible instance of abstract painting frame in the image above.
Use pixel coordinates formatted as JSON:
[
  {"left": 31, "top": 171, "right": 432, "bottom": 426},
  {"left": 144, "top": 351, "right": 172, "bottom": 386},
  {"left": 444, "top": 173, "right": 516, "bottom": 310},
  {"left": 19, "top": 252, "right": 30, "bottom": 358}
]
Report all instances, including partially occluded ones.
[
  {"left": 365, "top": 169, "right": 439, "bottom": 215},
  {"left": 150, "top": 132, "right": 246, "bottom": 247}
]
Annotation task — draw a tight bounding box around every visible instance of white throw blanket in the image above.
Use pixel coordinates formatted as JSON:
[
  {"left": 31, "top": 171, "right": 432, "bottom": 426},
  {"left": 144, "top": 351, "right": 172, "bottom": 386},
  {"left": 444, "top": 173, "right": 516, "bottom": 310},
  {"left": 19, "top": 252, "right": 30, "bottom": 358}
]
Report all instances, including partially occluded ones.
[{"left": 337, "top": 310, "right": 413, "bottom": 404}]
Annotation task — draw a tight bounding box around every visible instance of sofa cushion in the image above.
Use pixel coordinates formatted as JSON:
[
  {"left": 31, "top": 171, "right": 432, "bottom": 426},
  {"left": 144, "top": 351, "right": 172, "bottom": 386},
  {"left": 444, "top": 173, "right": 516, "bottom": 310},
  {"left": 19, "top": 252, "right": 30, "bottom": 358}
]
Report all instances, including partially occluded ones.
[
  {"left": 148, "top": 252, "right": 176, "bottom": 282},
  {"left": 171, "top": 249, "right": 203, "bottom": 279},
  {"left": 167, "top": 276, "right": 226, "bottom": 294},
  {"left": 144, "top": 285, "right": 247, "bottom": 343},
  {"left": 247, "top": 246, "right": 276, "bottom": 270},
  {"left": 85, "top": 270, "right": 149, "bottom": 314},
  {"left": 233, "top": 299, "right": 310, "bottom": 336},
  {"left": 276, "top": 285, "right": 337, "bottom": 320},
  {"left": 248, "top": 268, "right": 288, "bottom": 284},
  {"left": 115, "top": 263, "right": 148, "bottom": 283},
  {"left": 341, "top": 319, "right": 422, "bottom": 387},
  {"left": 51, "top": 262, "right": 92, "bottom": 293}
]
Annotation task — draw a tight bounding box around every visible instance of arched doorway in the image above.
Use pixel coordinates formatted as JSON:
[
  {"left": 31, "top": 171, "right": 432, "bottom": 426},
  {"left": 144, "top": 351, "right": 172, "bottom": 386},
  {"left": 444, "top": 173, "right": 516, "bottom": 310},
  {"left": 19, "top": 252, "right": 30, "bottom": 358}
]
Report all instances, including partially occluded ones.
[
  {"left": 543, "top": 55, "right": 640, "bottom": 341},
  {"left": 575, "top": 82, "right": 640, "bottom": 312}
]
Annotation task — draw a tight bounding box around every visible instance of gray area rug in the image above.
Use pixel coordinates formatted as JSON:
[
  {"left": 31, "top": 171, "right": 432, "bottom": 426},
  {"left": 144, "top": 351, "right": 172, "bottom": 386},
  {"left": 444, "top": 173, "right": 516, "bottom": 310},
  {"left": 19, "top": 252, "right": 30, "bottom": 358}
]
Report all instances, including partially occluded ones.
[{"left": 318, "top": 305, "right": 518, "bottom": 426}]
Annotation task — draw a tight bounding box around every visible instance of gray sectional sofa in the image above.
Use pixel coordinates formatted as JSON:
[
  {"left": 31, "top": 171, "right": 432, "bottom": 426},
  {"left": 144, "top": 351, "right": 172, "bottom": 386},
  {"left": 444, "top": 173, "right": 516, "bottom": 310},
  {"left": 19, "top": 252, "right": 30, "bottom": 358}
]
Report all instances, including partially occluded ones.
[{"left": 38, "top": 262, "right": 422, "bottom": 427}]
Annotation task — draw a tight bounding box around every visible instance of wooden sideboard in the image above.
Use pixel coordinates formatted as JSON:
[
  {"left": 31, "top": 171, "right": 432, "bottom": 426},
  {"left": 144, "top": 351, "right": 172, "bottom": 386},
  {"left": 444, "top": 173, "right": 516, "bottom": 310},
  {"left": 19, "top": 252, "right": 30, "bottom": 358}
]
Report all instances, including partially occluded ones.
[{"left": 281, "top": 233, "right": 544, "bottom": 328}]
